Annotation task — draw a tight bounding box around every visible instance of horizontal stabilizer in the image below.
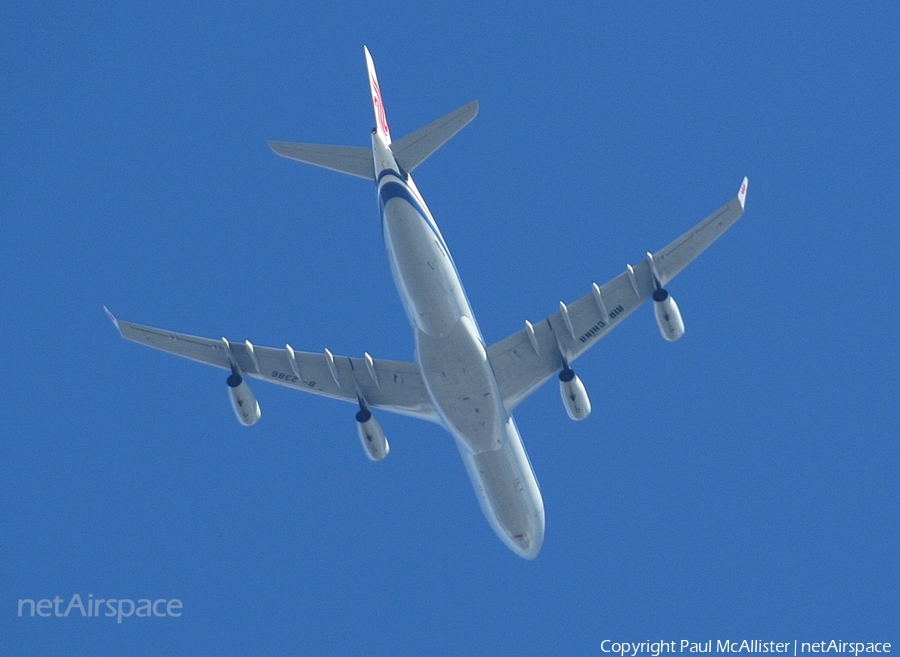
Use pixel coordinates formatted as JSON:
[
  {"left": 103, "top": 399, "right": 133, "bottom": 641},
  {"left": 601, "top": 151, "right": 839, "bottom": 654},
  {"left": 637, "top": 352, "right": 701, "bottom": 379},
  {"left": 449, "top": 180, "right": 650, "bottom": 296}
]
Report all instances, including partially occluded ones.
[
  {"left": 390, "top": 101, "right": 478, "bottom": 173},
  {"left": 268, "top": 142, "right": 375, "bottom": 180}
]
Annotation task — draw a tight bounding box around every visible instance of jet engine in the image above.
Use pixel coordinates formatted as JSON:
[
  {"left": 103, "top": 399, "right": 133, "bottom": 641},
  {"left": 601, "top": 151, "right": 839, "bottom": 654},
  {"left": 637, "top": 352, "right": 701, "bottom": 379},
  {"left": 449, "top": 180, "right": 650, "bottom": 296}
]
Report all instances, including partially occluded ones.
[
  {"left": 227, "top": 372, "right": 261, "bottom": 426},
  {"left": 652, "top": 288, "right": 685, "bottom": 341},
  {"left": 356, "top": 408, "right": 390, "bottom": 461},
  {"left": 559, "top": 367, "right": 591, "bottom": 421}
]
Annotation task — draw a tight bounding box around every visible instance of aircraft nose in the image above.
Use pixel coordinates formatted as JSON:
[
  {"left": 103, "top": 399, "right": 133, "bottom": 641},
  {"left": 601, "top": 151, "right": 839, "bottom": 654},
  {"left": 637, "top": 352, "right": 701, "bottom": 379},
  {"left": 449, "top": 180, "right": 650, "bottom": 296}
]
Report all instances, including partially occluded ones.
[
  {"left": 512, "top": 534, "right": 540, "bottom": 559},
  {"left": 511, "top": 511, "right": 545, "bottom": 559}
]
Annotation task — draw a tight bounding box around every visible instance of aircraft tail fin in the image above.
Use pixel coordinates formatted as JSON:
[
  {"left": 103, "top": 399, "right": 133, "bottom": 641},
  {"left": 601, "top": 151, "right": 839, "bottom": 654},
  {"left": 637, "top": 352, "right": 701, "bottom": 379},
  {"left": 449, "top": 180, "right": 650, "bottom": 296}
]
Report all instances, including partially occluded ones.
[
  {"left": 364, "top": 46, "right": 391, "bottom": 144},
  {"left": 268, "top": 98, "right": 478, "bottom": 179},
  {"left": 268, "top": 48, "right": 478, "bottom": 179}
]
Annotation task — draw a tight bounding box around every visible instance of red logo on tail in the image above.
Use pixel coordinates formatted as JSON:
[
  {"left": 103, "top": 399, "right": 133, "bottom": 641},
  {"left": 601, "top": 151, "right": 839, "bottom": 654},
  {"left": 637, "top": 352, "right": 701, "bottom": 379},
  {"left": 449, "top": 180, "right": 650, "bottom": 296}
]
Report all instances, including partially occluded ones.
[{"left": 371, "top": 76, "right": 390, "bottom": 138}]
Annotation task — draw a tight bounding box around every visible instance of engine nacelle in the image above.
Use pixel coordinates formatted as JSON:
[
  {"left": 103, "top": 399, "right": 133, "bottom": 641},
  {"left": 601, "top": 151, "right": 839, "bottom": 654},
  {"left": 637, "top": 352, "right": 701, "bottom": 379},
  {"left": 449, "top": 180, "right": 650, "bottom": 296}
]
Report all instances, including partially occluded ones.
[
  {"left": 559, "top": 368, "right": 591, "bottom": 421},
  {"left": 227, "top": 372, "right": 261, "bottom": 426},
  {"left": 356, "top": 409, "right": 390, "bottom": 461},
  {"left": 652, "top": 288, "right": 685, "bottom": 341}
]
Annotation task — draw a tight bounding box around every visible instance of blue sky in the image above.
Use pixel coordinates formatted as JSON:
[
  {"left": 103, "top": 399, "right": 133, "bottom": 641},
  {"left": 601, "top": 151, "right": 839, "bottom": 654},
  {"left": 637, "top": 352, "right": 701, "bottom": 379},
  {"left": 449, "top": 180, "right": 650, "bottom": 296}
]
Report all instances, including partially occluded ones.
[{"left": 2, "top": 2, "right": 897, "bottom": 654}]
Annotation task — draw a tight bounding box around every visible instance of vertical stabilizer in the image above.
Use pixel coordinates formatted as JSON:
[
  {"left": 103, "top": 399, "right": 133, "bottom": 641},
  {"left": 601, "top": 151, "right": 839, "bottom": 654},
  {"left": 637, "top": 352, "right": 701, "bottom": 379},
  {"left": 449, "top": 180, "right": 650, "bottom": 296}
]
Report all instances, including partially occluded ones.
[{"left": 364, "top": 46, "right": 391, "bottom": 144}]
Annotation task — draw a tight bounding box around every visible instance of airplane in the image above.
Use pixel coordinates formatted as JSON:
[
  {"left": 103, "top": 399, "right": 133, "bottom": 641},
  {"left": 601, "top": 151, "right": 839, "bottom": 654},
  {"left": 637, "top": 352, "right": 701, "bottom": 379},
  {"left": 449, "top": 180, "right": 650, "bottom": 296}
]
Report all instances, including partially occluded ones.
[{"left": 106, "top": 46, "right": 748, "bottom": 559}]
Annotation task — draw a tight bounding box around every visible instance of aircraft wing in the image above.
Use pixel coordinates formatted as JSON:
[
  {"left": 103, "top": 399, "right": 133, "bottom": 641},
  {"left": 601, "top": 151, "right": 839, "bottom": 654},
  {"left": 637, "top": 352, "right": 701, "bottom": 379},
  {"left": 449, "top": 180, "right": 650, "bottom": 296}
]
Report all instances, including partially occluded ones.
[
  {"left": 106, "top": 312, "right": 439, "bottom": 421},
  {"left": 487, "top": 178, "right": 748, "bottom": 412}
]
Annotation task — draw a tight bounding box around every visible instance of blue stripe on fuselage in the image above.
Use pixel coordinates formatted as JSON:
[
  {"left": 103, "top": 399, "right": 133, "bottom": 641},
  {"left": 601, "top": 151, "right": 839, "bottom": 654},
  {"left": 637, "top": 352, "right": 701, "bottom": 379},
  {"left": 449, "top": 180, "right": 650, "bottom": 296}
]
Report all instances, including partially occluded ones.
[
  {"left": 376, "top": 170, "right": 483, "bottom": 340},
  {"left": 376, "top": 167, "right": 404, "bottom": 185},
  {"left": 378, "top": 179, "right": 450, "bottom": 257}
]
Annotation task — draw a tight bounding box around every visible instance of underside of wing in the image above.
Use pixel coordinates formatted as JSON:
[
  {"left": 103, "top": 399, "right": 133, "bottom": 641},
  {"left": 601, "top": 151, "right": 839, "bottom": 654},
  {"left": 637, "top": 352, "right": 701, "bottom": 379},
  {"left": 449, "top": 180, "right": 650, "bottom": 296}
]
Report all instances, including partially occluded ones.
[
  {"left": 107, "top": 312, "right": 438, "bottom": 421},
  {"left": 487, "top": 179, "right": 747, "bottom": 412},
  {"left": 486, "top": 264, "right": 655, "bottom": 412},
  {"left": 653, "top": 178, "right": 747, "bottom": 285}
]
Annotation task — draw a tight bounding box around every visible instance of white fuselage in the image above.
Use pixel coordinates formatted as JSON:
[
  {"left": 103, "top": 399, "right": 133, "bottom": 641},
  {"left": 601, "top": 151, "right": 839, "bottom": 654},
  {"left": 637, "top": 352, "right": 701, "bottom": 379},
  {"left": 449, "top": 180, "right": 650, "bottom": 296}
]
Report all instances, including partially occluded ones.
[{"left": 373, "top": 135, "right": 545, "bottom": 558}]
